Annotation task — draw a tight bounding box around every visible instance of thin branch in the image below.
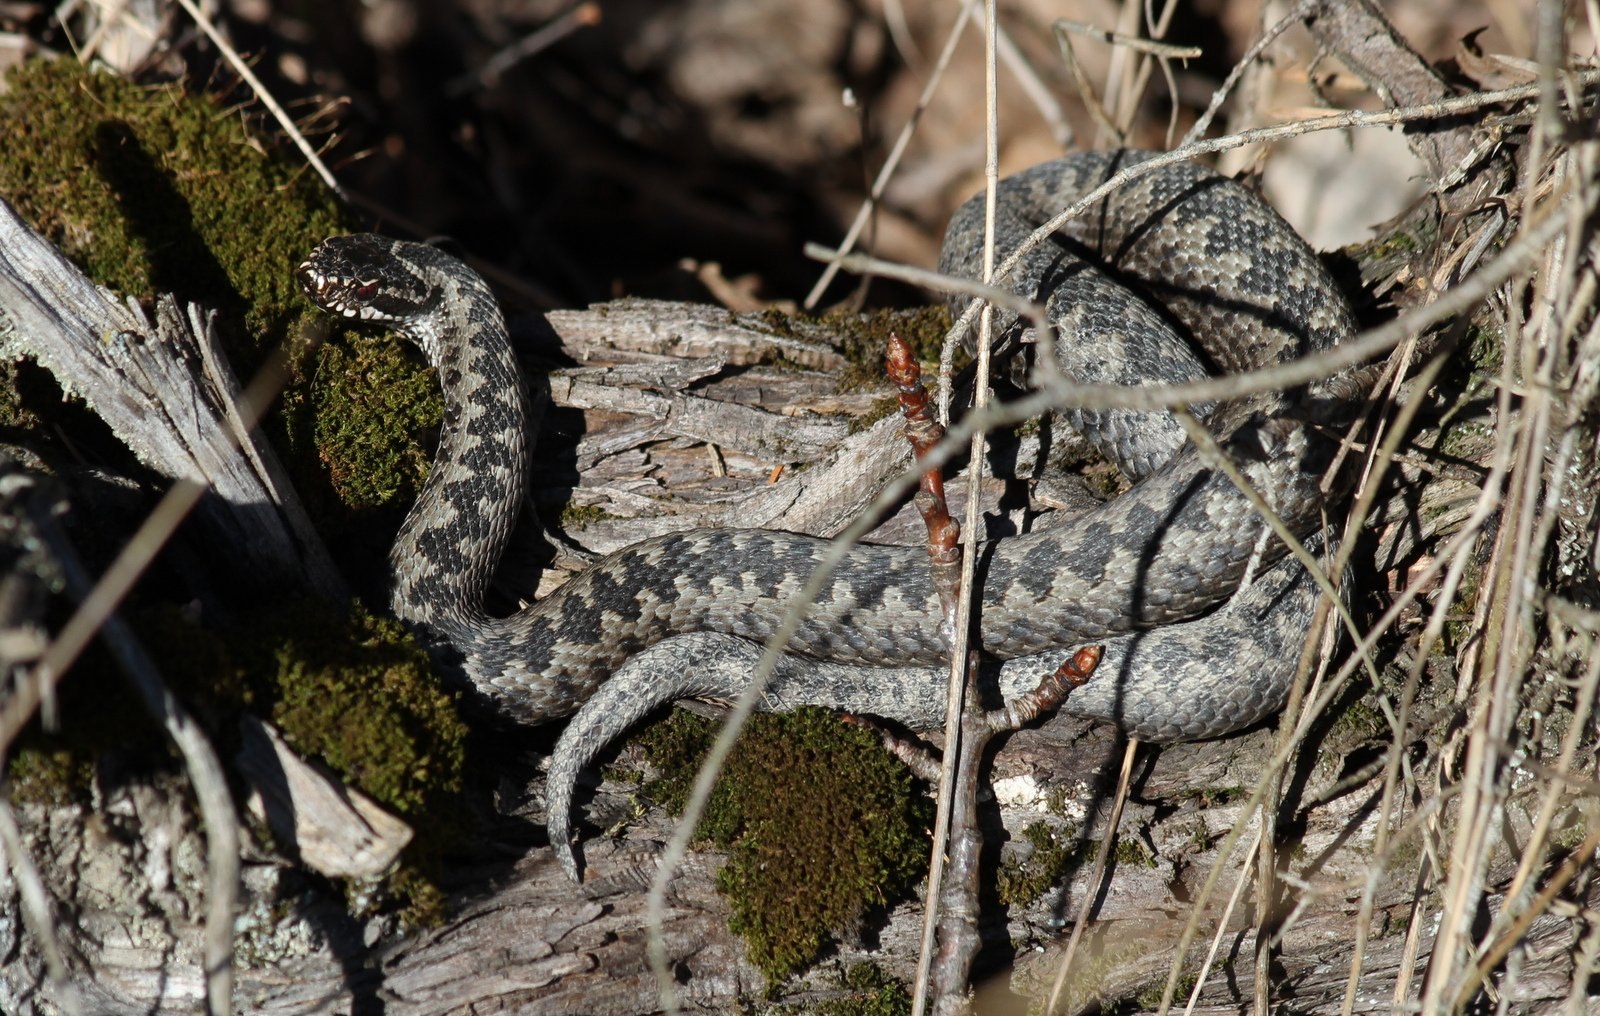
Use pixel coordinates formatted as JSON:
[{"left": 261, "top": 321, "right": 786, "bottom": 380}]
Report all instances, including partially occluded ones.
[
  {"left": 1182, "top": 0, "right": 1316, "bottom": 145},
  {"left": 917, "top": 3, "right": 1002, "bottom": 1008},
  {"left": 803, "top": 0, "right": 980, "bottom": 309},
  {"left": 1053, "top": 18, "right": 1201, "bottom": 57},
  {"left": 446, "top": 2, "right": 600, "bottom": 94}
]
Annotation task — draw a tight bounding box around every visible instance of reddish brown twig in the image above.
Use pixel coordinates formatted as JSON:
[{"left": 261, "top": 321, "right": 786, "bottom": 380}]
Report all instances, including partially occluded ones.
[
  {"left": 985, "top": 646, "right": 1102, "bottom": 732},
  {"left": 888, "top": 331, "right": 1105, "bottom": 1013},
  {"left": 887, "top": 333, "right": 962, "bottom": 632},
  {"left": 839, "top": 714, "right": 945, "bottom": 783}
]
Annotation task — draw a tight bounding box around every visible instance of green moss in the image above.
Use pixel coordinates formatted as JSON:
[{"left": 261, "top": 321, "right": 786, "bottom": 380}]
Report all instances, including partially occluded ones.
[
  {"left": 802, "top": 962, "right": 914, "bottom": 1016},
  {"left": 248, "top": 600, "right": 468, "bottom": 927},
  {"left": 634, "top": 708, "right": 716, "bottom": 813},
  {"left": 132, "top": 600, "right": 467, "bottom": 926},
  {"left": 637, "top": 708, "right": 930, "bottom": 984},
  {"left": 1466, "top": 322, "right": 1503, "bottom": 373},
  {"left": 5, "top": 747, "right": 97, "bottom": 806},
  {"left": 1, "top": 624, "right": 180, "bottom": 806},
  {"left": 0, "top": 61, "right": 463, "bottom": 920},
  {"left": 559, "top": 501, "right": 613, "bottom": 530},
  {"left": 1134, "top": 971, "right": 1198, "bottom": 1011},
  {"left": 996, "top": 821, "right": 1087, "bottom": 907},
  {"left": 0, "top": 57, "right": 438, "bottom": 539},
  {"left": 252, "top": 602, "right": 465, "bottom": 820},
  {"left": 1327, "top": 692, "right": 1386, "bottom": 744},
  {"left": 135, "top": 604, "right": 255, "bottom": 709},
  {"left": 0, "top": 59, "right": 339, "bottom": 358},
  {"left": 1366, "top": 230, "right": 1417, "bottom": 258},
  {"left": 0, "top": 361, "right": 37, "bottom": 430},
  {"left": 1434, "top": 418, "right": 1492, "bottom": 466},
  {"left": 310, "top": 340, "right": 442, "bottom": 511},
  {"left": 1442, "top": 563, "right": 1485, "bottom": 657},
  {"left": 825, "top": 305, "right": 954, "bottom": 392},
  {"left": 1112, "top": 838, "right": 1157, "bottom": 868}
]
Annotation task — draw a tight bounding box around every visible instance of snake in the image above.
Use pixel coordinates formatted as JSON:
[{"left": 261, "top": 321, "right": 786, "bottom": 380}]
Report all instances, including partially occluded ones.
[{"left": 295, "top": 149, "right": 1361, "bottom": 881}]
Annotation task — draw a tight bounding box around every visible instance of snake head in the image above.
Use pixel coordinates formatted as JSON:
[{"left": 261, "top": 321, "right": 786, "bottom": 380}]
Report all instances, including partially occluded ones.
[{"left": 296, "top": 234, "right": 440, "bottom": 323}]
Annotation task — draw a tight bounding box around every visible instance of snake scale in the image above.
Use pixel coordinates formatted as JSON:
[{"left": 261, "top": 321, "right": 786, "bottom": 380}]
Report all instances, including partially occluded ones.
[{"left": 296, "top": 150, "right": 1360, "bottom": 879}]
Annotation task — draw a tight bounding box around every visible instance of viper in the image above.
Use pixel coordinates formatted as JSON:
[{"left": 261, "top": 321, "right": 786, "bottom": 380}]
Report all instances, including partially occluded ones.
[{"left": 296, "top": 150, "right": 1362, "bottom": 880}]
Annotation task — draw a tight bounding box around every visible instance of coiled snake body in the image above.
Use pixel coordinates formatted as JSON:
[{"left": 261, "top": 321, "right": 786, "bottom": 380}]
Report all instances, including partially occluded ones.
[{"left": 297, "top": 151, "right": 1359, "bottom": 878}]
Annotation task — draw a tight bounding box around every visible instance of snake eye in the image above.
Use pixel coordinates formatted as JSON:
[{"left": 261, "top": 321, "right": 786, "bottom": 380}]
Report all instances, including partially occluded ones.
[{"left": 354, "top": 281, "right": 379, "bottom": 300}]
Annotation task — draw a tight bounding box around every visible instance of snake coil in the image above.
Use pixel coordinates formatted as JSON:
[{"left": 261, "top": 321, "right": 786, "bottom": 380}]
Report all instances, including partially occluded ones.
[{"left": 297, "top": 150, "right": 1360, "bottom": 880}]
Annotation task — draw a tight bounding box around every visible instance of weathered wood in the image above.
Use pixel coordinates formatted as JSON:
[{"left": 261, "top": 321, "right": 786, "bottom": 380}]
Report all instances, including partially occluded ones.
[
  {"left": 547, "top": 366, "right": 850, "bottom": 463},
  {"left": 0, "top": 197, "right": 343, "bottom": 600},
  {"left": 544, "top": 297, "right": 848, "bottom": 371},
  {"left": 235, "top": 716, "right": 413, "bottom": 880},
  {"left": 6, "top": 705, "right": 1595, "bottom": 1015}
]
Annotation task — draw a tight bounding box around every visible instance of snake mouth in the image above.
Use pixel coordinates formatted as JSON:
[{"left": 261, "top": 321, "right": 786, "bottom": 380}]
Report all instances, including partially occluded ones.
[
  {"left": 295, "top": 261, "right": 388, "bottom": 321},
  {"left": 294, "top": 260, "right": 336, "bottom": 307}
]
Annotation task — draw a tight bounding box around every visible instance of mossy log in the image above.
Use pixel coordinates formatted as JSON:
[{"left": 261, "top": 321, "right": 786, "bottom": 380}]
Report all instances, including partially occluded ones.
[{"left": 0, "top": 197, "right": 342, "bottom": 600}]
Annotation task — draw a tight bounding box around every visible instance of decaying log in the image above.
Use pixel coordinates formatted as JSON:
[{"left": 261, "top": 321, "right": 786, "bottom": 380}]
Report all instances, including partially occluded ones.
[
  {"left": 0, "top": 198, "right": 342, "bottom": 600},
  {"left": 543, "top": 297, "right": 847, "bottom": 371}
]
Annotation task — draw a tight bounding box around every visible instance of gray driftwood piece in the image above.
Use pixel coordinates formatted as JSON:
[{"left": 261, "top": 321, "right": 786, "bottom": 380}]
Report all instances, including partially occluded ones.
[
  {"left": 0, "top": 197, "right": 341, "bottom": 598},
  {"left": 535, "top": 301, "right": 917, "bottom": 556},
  {"left": 545, "top": 297, "right": 848, "bottom": 370},
  {"left": 548, "top": 363, "right": 851, "bottom": 463},
  {"left": 5, "top": 712, "right": 1595, "bottom": 1016},
  {"left": 562, "top": 412, "right": 913, "bottom": 556}
]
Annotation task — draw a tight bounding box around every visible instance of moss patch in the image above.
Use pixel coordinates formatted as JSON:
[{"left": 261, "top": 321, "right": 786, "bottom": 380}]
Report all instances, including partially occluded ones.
[
  {"left": 791, "top": 962, "right": 913, "bottom": 1016},
  {"left": 0, "top": 57, "right": 440, "bottom": 549},
  {"left": 996, "top": 821, "right": 1087, "bottom": 907},
  {"left": 136, "top": 600, "right": 468, "bottom": 926},
  {"left": 310, "top": 340, "right": 442, "bottom": 512},
  {"left": 558, "top": 501, "right": 613, "bottom": 530},
  {"left": 637, "top": 707, "right": 930, "bottom": 984},
  {"left": 249, "top": 601, "right": 467, "bottom": 926},
  {"left": 5, "top": 747, "right": 98, "bottom": 807},
  {"left": 248, "top": 602, "right": 466, "bottom": 824},
  {"left": 0, "top": 59, "right": 338, "bottom": 359},
  {"left": 829, "top": 305, "right": 955, "bottom": 392}
]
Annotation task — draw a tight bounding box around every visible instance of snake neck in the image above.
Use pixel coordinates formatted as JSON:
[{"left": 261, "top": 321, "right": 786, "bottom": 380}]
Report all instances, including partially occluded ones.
[{"left": 389, "top": 268, "right": 529, "bottom": 641}]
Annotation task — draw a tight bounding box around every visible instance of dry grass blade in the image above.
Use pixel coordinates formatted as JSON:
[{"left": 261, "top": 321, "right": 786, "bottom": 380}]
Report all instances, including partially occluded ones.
[
  {"left": 1053, "top": 18, "right": 1200, "bottom": 146},
  {"left": 1044, "top": 739, "right": 1138, "bottom": 1015},
  {"left": 446, "top": 2, "right": 600, "bottom": 94},
  {"left": 170, "top": 0, "right": 346, "bottom": 201},
  {"left": 1181, "top": 0, "right": 1317, "bottom": 145},
  {"left": 1184, "top": 826, "right": 1263, "bottom": 1016}
]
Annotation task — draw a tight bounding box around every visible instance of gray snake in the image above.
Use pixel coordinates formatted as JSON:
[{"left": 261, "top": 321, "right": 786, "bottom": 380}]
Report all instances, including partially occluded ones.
[{"left": 295, "top": 150, "right": 1360, "bottom": 879}]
